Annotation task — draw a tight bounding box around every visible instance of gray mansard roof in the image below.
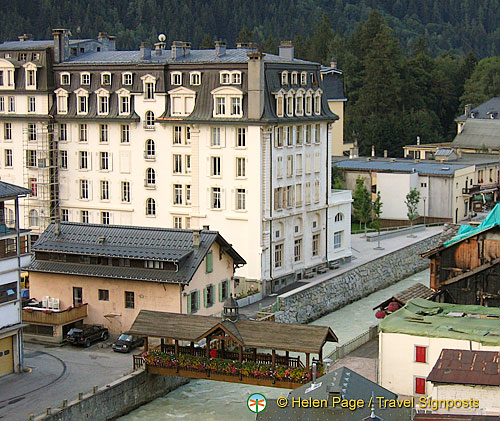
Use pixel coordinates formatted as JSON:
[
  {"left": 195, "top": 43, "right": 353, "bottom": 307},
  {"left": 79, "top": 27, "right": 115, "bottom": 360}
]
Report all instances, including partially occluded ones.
[
  {"left": 452, "top": 119, "right": 500, "bottom": 150},
  {"left": 456, "top": 97, "right": 500, "bottom": 121},
  {"left": 28, "top": 222, "right": 245, "bottom": 284}
]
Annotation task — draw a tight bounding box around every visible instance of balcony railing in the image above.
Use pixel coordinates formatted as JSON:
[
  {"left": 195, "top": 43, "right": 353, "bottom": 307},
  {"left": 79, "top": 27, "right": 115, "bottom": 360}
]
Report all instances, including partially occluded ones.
[{"left": 22, "top": 303, "right": 88, "bottom": 325}]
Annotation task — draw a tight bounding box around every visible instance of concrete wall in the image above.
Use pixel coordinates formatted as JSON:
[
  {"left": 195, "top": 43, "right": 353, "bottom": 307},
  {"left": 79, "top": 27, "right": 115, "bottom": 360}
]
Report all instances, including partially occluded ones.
[
  {"left": 34, "top": 369, "right": 188, "bottom": 421},
  {"left": 430, "top": 383, "right": 500, "bottom": 415},
  {"left": 377, "top": 172, "right": 419, "bottom": 220},
  {"left": 275, "top": 232, "right": 441, "bottom": 324}
]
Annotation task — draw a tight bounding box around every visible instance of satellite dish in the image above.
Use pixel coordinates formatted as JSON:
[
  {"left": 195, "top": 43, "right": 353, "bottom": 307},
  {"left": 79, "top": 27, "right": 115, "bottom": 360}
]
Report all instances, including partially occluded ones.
[{"left": 158, "top": 34, "right": 166, "bottom": 42}]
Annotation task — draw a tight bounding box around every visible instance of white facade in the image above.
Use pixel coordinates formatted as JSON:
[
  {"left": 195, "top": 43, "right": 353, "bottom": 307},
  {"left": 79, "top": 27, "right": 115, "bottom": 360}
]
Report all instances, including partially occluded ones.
[{"left": 379, "top": 331, "right": 500, "bottom": 397}]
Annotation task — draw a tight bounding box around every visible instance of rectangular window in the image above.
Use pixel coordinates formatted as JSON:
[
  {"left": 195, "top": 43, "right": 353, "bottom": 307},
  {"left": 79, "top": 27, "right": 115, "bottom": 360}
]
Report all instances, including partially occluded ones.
[
  {"left": 0, "top": 97, "right": 4, "bottom": 112},
  {"left": 173, "top": 154, "right": 182, "bottom": 174},
  {"left": 204, "top": 284, "right": 215, "bottom": 308},
  {"left": 415, "top": 377, "right": 426, "bottom": 395},
  {"left": 79, "top": 124, "right": 87, "bottom": 142},
  {"left": 121, "top": 124, "right": 130, "bottom": 143},
  {"left": 211, "top": 187, "right": 221, "bottom": 209},
  {"left": 173, "top": 184, "right": 183, "bottom": 205},
  {"left": 286, "top": 185, "right": 294, "bottom": 207},
  {"left": 211, "top": 127, "right": 221, "bottom": 146},
  {"left": 4, "top": 123, "right": 11, "bottom": 140},
  {"left": 305, "top": 153, "right": 312, "bottom": 174},
  {"left": 211, "top": 156, "right": 221, "bottom": 176},
  {"left": 8, "top": 96, "right": 15, "bottom": 112},
  {"left": 81, "top": 73, "right": 90, "bottom": 85},
  {"left": 188, "top": 290, "right": 199, "bottom": 313},
  {"left": 60, "top": 150, "right": 67, "bottom": 169},
  {"left": 236, "top": 157, "right": 246, "bottom": 177},
  {"left": 0, "top": 71, "right": 3, "bottom": 86},
  {"left": 296, "top": 154, "right": 303, "bottom": 175},
  {"left": 206, "top": 250, "right": 213, "bottom": 273},
  {"left": 5, "top": 149, "right": 12, "bottom": 167},
  {"left": 101, "top": 211, "right": 110, "bottom": 225},
  {"left": 274, "top": 244, "right": 283, "bottom": 268},
  {"left": 236, "top": 188, "right": 246, "bottom": 210},
  {"left": 123, "top": 73, "right": 132, "bottom": 85},
  {"left": 314, "top": 152, "right": 321, "bottom": 173},
  {"left": 100, "top": 152, "right": 109, "bottom": 170},
  {"left": 315, "top": 124, "right": 321, "bottom": 143},
  {"left": 30, "top": 178, "right": 37, "bottom": 196},
  {"left": 124, "top": 291, "right": 134, "bottom": 309},
  {"left": 59, "top": 123, "right": 67, "bottom": 141},
  {"left": 80, "top": 180, "right": 89, "bottom": 199},
  {"left": 415, "top": 346, "right": 427, "bottom": 363},
  {"left": 27, "top": 150, "right": 37, "bottom": 167},
  {"left": 305, "top": 182, "right": 311, "bottom": 204},
  {"left": 61, "top": 209, "right": 69, "bottom": 222},
  {"left": 219, "top": 280, "right": 229, "bottom": 302},
  {"left": 185, "top": 126, "right": 191, "bottom": 144},
  {"left": 98, "top": 289, "right": 109, "bottom": 301},
  {"left": 28, "top": 123, "right": 37, "bottom": 141},
  {"left": 185, "top": 155, "right": 191, "bottom": 173},
  {"left": 98, "top": 95, "right": 109, "bottom": 114},
  {"left": 312, "top": 233, "right": 320, "bottom": 256},
  {"left": 286, "top": 126, "right": 293, "bottom": 147},
  {"left": 295, "top": 183, "right": 302, "bottom": 206},
  {"left": 120, "top": 96, "right": 130, "bottom": 114},
  {"left": 78, "top": 96, "right": 87, "bottom": 113},
  {"left": 173, "top": 126, "right": 182, "bottom": 144},
  {"left": 296, "top": 126, "right": 303, "bottom": 145},
  {"left": 216, "top": 97, "right": 226, "bottom": 115},
  {"left": 314, "top": 180, "right": 320, "bottom": 202},
  {"left": 294, "top": 238, "right": 302, "bottom": 262},
  {"left": 81, "top": 210, "right": 89, "bottom": 223},
  {"left": 79, "top": 151, "right": 88, "bottom": 169},
  {"left": 236, "top": 128, "right": 246, "bottom": 147},
  {"left": 334, "top": 231, "right": 343, "bottom": 249},
  {"left": 73, "top": 287, "right": 83, "bottom": 307},
  {"left": 173, "top": 216, "right": 183, "bottom": 228},
  {"left": 121, "top": 181, "right": 130, "bottom": 202},
  {"left": 28, "top": 96, "right": 36, "bottom": 112},
  {"left": 145, "top": 82, "right": 154, "bottom": 100},
  {"left": 231, "top": 97, "right": 241, "bottom": 115},
  {"left": 27, "top": 70, "right": 36, "bottom": 87},
  {"left": 186, "top": 185, "right": 191, "bottom": 204},
  {"left": 286, "top": 155, "right": 293, "bottom": 177},
  {"left": 102, "top": 73, "right": 111, "bottom": 85},
  {"left": 100, "top": 180, "right": 109, "bottom": 200},
  {"left": 100, "top": 124, "right": 108, "bottom": 142},
  {"left": 305, "top": 125, "right": 311, "bottom": 144}
]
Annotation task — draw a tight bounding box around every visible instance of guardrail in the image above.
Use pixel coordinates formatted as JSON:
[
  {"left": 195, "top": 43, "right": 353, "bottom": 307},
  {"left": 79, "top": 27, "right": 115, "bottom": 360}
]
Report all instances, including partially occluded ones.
[
  {"left": 351, "top": 221, "right": 446, "bottom": 235},
  {"left": 327, "top": 325, "right": 378, "bottom": 361}
]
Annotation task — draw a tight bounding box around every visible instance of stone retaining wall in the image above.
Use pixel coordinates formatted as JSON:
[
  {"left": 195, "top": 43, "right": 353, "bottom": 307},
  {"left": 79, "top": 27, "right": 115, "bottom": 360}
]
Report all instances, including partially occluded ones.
[
  {"left": 276, "top": 233, "right": 441, "bottom": 324},
  {"left": 33, "top": 369, "right": 188, "bottom": 421}
]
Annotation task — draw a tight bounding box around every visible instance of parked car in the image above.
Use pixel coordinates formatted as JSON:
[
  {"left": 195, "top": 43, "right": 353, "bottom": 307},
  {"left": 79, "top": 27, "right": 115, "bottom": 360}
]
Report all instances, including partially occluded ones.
[
  {"left": 66, "top": 324, "right": 109, "bottom": 347},
  {"left": 112, "top": 334, "right": 144, "bottom": 353}
]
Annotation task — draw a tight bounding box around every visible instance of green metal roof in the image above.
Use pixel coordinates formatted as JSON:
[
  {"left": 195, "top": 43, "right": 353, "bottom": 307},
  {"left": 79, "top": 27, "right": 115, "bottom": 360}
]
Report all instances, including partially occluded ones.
[{"left": 379, "top": 298, "right": 500, "bottom": 346}]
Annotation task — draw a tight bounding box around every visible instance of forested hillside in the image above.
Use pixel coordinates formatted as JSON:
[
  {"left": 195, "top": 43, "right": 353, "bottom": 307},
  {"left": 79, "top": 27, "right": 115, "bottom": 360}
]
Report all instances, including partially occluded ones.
[{"left": 1, "top": 0, "right": 500, "bottom": 57}]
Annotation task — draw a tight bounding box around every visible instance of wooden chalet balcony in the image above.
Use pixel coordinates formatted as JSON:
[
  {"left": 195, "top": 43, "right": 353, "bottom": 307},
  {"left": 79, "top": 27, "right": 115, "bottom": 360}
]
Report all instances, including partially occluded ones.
[{"left": 23, "top": 303, "right": 88, "bottom": 325}]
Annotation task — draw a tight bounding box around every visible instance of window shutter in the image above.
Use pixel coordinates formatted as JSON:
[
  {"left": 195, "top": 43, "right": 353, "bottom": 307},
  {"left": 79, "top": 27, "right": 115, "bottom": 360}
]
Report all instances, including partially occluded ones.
[
  {"left": 196, "top": 290, "right": 200, "bottom": 311},
  {"left": 416, "top": 346, "right": 426, "bottom": 363},
  {"left": 221, "top": 188, "right": 226, "bottom": 209},
  {"left": 203, "top": 287, "right": 208, "bottom": 308},
  {"left": 415, "top": 377, "right": 426, "bottom": 395},
  {"left": 187, "top": 293, "right": 192, "bottom": 314},
  {"left": 218, "top": 281, "right": 223, "bottom": 302},
  {"left": 206, "top": 251, "right": 213, "bottom": 273}
]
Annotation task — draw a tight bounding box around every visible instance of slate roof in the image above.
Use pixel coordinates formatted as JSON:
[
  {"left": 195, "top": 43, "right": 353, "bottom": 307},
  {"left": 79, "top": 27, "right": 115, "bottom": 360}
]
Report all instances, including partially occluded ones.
[
  {"left": 427, "top": 349, "right": 500, "bottom": 386},
  {"left": 452, "top": 119, "right": 500, "bottom": 149},
  {"left": 28, "top": 222, "right": 245, "bottom": 284},
  {"left": 321, "top": 70, "right": 346, "bottom": 101},
  {"left": 456, "top": 97, "right": 500, "bottom": 121},
  {"left": 0, "top": 181, "right": 32, "bottom": 200},
  {"left": 0, "top": 40, "right": 54, "bottom": 50},
  {"left": 332, "top": 159, "right": 471, "bottom": 176}
]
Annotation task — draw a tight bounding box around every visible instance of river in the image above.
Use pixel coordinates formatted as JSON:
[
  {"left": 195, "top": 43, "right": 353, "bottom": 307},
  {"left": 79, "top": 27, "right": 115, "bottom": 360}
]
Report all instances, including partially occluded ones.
[{"left": 119, "top": 269, "right": 430, "bottom": 421}]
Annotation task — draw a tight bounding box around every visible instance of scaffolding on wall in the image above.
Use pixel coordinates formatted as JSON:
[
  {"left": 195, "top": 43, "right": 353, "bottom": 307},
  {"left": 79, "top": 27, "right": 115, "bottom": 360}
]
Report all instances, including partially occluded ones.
[{"left": 22, "top": 122, "right": 59, "bottom": 236}]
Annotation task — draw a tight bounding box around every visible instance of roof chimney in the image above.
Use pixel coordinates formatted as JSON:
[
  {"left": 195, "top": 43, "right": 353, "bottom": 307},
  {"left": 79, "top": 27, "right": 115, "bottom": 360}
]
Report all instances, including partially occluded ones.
[
  {"left": 384, "top": 150, "right": 388, "bottom": 158},
  {"left": 330, "top": 57, "right": 337, "bottom": 69},
  {"left": 416, "top": 136, "right": 421, "bottom": 146},
  {"left": 465, "top": 104, "right": 472, "bottom": 117},
  {"left": 236, "top": 42, "right": 249, "bottom": 49},
  {"left": 98, "top": 32, "right": 116, "bottom": 51},
  {"left": 371, "top": 145, "right": 375, "bottom": 157},
  {"left": 171, "top": 41, "right": 189, "bottom": 60},
  {"left": 279, "top": 41, "right": 294, "bottom": 61},
  {"left": 140, "top": 42, "right": 151, "bottom": 60},
  {"left": 215, "top": 41, "right": 226, "bottom": 57},
  {"left": 154, "top": 41, "right": 165, "bottom": 56},
  {"left": 52, "top": 29, "right": 70, "bottom": 64},
  {"left": 18, "top": 34, "right": 33, "bottom": 42},
  {"left": 193, "top": 229, "right": 201, "bottom": 248},
  {"left": 55, "top": 220, "right": 60, "bottom": 236},
  {"left": 202, "top": 225, "right": 210, "bottom": 231}
]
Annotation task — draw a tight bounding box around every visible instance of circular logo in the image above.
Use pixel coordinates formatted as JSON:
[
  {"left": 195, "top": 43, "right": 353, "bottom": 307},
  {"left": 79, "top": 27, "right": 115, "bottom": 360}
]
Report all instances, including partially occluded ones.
[{"left": 247, "top": 393, "right": 267, "bottom": 413}]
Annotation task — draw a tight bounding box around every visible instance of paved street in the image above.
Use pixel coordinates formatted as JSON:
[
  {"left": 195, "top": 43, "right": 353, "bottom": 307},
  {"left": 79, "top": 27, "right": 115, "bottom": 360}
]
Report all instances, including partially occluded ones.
[{"left": 0, "top": 341, "right": 133, "bottom": 421}]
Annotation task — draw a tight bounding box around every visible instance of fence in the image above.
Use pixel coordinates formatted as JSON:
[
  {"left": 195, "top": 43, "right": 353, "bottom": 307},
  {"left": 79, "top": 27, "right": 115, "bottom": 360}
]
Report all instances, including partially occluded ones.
[
  {"left": 327, "top": 325, "right": 378, "bottom": 361},
  {"left": 351, "top": 221, "right": 446, "bottom": 235}
]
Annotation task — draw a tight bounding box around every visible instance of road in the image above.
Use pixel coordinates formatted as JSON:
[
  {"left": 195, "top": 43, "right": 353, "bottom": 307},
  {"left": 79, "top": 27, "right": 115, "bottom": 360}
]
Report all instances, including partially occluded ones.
[{"left": 0, "top": 341, "right": 133, "bottom": 421}]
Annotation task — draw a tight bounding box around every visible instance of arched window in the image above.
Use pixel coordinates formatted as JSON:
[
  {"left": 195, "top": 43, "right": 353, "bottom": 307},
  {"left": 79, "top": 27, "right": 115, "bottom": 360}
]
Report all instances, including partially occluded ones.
[
  {"left": 146, "top": 198, "right": 156, "bottom": 216},
  {"left": 145, "top": 139, "right": 155, "bottom": 159},
  {"left": 29, "top": 209, "right": 39, "bottom": 226},
  {"left": 145, "top": 111, "right": 155, "bottom": 128},
  {"left": 146, "top": 168, "right": 156, "bottom": 186},
  {"left": 335, "top": 212, "right": 344, "bottom": 222}
]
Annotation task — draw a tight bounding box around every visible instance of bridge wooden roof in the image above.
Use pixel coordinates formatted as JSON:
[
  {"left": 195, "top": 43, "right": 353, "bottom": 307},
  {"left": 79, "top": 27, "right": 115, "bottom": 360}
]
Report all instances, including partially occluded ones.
[{"left": 128, "top": 310, "right": 338, "bottom": 354}]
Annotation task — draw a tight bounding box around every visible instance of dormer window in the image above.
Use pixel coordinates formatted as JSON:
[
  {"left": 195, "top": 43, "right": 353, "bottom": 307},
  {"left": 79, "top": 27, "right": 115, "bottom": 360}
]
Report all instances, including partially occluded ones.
[
  {"left": 60, "top": 73, "right": 70, "bottom": 85},
  {"left": 286, "top": 91, "right": 295, "bottom": 116},
  {"left": 19, "top": 53, "right": 27, "bottom": 61},
  {"left": 0, "top": 59, "right": 16, "bottom": 90},
  {"left": 291, "top": 72, "right": 298, "bottom": 85},
  {"left": 211, "top": 86, "right": 244, "bottom": 118},
  {"left": 122, "top": 72, "right": 133, "bottom": 85},
  {"left": 281, "top": 71, "right": 288, "bottom": 86},
  {"left": 231, "top": 71, "right": 242, "bottom": 84},
  {"left": 301, "top": 72, "right": 307, "bottom": 85},
  {"left": 55, "top": 89, "right": 68, "bottom": 114},
  {"left": 98, "top": 95, "right": 109, "bottom": 114},
  {"left": 295, "top": 90, "right": 304, "bottom": 116},
  {"left": 75, "top": 88, "right": 89, "bottom": 115},
  {"left": 101, "top": 72, "right": 111, "bottom": 85},
  {"left": 190, "top": 71, "right": 201, "bottom": 85},
  {"left": 220, "top": 71, "right": 231, "bottom": 85},
  {"left": 32, "top": 53, "right": 40, "bottom": 61},
  {"left": 117, "top": 89, "right": 131, "bottom": 115},
  {"left": 305, "top": 92, "right": 312, "bottom": 115},
  {"left": 171, "top": 72, "right": 182, "bottom": 86},
  {"left": 81, "top": 73, "right": 91, "bottom": 85},
  {"left": 314, "top": 90, "right": 322, "bottom": 115},
  {"left": 141, "top": 74, "right": 156, "bottom": 100},
  {"left": 275, "top": 91, "right": 285, "bottom": 117},
  {"left": 23, "top": 62, "right": 38, "bottom": 90},
  {"left": 169, "top": 87, "right": 196, "bottom": 116}
]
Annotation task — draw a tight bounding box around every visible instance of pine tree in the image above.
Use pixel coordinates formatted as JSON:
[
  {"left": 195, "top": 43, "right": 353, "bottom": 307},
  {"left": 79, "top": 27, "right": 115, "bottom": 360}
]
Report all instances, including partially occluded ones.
[{"left": 200, "top": 34, "right": 213, "bottom": 49}]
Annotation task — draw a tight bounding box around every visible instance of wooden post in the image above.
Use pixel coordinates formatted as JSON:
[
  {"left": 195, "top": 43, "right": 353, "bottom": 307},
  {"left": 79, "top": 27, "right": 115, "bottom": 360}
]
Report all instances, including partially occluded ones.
[
  {"left": 253, "top": 348, "right": 257, "bottom": 362},
  {"left": 144, "top": 337, "right": 149, "bottom": 352},
  {"left": 206, "top": 336, "right": 211, "bottom": 359},
  {"left": 190, "top": 341, "right": 194, "bottom": 355},
  {"left": 306, "top": 353, "right": 310, "bottom": 369},
  {"left": 174, "top": 339, "right": 179, "bottom": 355},
  {"left": 160, "top": 338, "right": 165, "bottom": 352},
  {"left": 238, "top": 345, "right": 243, "bottom": 363},
  {"left": 285, "top": 351, "right": 289, "bottom": 366},
  {"left": 272, "top": 350, "right": 276, "bottom": 367}
]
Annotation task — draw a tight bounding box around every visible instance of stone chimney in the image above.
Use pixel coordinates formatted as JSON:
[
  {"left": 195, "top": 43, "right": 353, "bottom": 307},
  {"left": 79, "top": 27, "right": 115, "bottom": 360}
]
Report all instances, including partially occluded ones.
[
  {"left": 154, "top": 41, "right": 166, "bottom": 56},
  {"left": 52, "top": 29, "right": 71, "bottom": 64},
  {"left": 247, "top": 51, "right": 265, "bottom": 120},
  {"left": 18, "top": 34, "right": 33, "bottom": 42},
  {"left": 97, "top": 32, "right": 116, "bottom": 51},
  {"left": 140, "top": 42, "right": 151, "bottom": 60},
  {"left": 192, "top": 229, "right": 201, "bottom": 248},
  {"left": 171, "top": 41, "right": 190, "bottom": 60},
  {"left": 465, "top": 104, "right": 472, "bottom": 117},
  {"left": 330, "top": 57, "right": 337, "bottom": 69},
  {"left": 215, "top": 41, "right": 226, "bottom": 57},
  {"left": 279, "top": 41, "right": 294, "bottom": 61}
]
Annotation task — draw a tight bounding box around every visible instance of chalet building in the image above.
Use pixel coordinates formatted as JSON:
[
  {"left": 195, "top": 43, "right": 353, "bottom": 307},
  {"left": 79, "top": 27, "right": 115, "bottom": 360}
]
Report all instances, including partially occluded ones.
[
  {"left": 379, "top": 298, "right": 500, "bottom": 397},
  {"left": 25, "top": 222, "right": 245, "bottom": 339},
  {"left": 0, "top": 181, "right": 31, "bottom": 376},
  {"left": 422, "top": 204, "right": 500, "bottom": 306},
  {"left": 0, "top": 31, "right": 352, "bottom": 292}
]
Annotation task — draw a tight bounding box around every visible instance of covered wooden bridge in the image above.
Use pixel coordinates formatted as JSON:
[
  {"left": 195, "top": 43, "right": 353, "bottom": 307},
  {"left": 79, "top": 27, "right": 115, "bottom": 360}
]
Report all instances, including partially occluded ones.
[{"left": 128, "top": 307, "right": 337, "bottom": 389}]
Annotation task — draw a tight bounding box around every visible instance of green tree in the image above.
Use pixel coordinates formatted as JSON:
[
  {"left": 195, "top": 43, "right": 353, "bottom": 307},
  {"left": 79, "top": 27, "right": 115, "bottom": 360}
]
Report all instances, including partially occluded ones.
[
  {"left": 200, "top": 34, "right": 213, "bottom": 49},
  {"left": 236, "top": 26, "right": 253, "bottom": 43},
  {"left": 352, "top": 177, "right": 372, "bottom": 236},
  {"left": 372, "top": 192, "right": 383, "bottom": 250},
  {"left": 309, "top": 13, "right": 333, "bottom": 64},
  {"left": 460, "top": 57, "right": 500, "bottom": 107},
  {"left": 405, "top": 188, "right": 421, "bottom": 237}
]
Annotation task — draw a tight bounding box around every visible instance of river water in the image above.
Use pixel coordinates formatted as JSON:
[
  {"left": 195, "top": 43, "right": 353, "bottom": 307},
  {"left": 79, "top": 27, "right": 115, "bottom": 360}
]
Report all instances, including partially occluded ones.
[{"left": 119, "top": 269, "right": 430, "bottom": 421}]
